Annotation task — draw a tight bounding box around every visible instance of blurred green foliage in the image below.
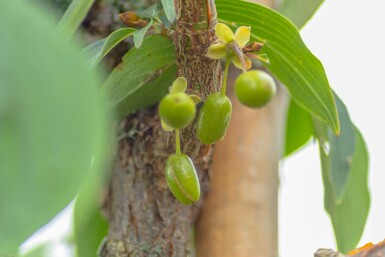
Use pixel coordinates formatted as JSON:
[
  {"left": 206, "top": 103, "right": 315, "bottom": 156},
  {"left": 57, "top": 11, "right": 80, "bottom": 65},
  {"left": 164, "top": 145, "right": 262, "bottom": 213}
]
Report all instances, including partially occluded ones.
[{"left": 0, "top": 1, "right": 109, "bottom": 254}]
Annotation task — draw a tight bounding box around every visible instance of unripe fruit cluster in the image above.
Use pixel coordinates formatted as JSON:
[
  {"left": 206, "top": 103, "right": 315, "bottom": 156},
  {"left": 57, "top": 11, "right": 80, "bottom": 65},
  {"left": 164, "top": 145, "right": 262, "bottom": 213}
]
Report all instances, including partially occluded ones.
[
  {"left": 158, "top": 77, "right": 201, "bottom": 205},
  {"left": 158, "top": 23, "right": 276, "bottom": 205}
]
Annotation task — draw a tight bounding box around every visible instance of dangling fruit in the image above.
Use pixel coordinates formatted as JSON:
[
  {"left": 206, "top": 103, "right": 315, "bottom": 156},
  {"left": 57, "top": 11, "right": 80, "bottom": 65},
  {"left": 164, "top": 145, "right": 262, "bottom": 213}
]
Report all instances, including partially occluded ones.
[
  {"left": 234, "top": 70, "right": 276, "bottom": 108},
  {"left": 165, "top": 154, "right": 200, "bottom": 205},
  {"left": 158, "top": 92, "right": 196, "bottom": 129},
  {"left": 196, "top": 92, "right": 232, "bottom": 144}
]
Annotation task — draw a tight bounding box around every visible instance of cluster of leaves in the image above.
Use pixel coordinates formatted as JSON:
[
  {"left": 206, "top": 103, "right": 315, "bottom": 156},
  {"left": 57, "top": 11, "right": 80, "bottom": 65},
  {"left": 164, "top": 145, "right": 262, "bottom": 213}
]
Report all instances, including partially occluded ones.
[
  {"left": 0, "top": 0, "right": 370, "bottom": 256},
  {"left": 158, "top": 23, "right": 277, "bottom": 205}
]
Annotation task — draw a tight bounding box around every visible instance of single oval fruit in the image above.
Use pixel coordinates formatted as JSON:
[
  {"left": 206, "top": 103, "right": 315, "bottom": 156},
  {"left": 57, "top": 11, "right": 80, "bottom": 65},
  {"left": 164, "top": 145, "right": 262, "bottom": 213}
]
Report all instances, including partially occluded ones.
[
  {"left": 165, "top": 154, "right": 200, "bottom": 205},
  {"left": 234, "top": 70, "right": 276, "bottom": 108},
  {"left": 158, "top": 92, "right": 196, "bottom": 129},
  {"left": 196, "top": 92, "right": 232, "bottom": 144}
]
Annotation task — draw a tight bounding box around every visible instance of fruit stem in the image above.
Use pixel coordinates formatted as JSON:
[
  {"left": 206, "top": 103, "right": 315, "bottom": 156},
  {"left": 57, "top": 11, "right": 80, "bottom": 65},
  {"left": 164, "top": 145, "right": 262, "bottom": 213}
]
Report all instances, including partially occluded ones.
[
  {"left": 175, "top": 129, "right": 181, "bottom": 154},
  {"left": 221, "top": 53, "right": 231, "bottom": 95}
]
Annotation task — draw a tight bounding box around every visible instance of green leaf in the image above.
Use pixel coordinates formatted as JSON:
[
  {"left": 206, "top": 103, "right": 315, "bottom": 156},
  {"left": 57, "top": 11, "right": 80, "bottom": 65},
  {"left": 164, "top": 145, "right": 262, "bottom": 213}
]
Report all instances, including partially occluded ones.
[
  {"left": 314, "top": 94, "right": 356, "bottom": 203},
  {"left": 75, "top": 209, "right": 108, "bottom": 257},
  {"left": 280, "top": 0, "right": 325, "bottom": 158},
  {"left": 329, "top": 95, "right": 356, "bottom": 201},
  {"left": 133, "top": 19, "right": 153, "bottom": 48},
  {"left": 0, "top": 1, "right": 108, "bottom": 253},
  {"left": 319, "top": 127, "right": 370, "bottom": 253},
  {"left": 58, "top": 0, "right": 95, "bottom": 36},
  {"left": 161, "top": 0, "right": 176, "bottom": 23},
  {"left": 74, "top": 141, "right": 110, "bottom": 257},
  {"left": 279, "top": 0, "right": 324, "bottom": 29},
  {"left": 82, "top": 28, "right": 136, "bottom": 68},
  {"left": 217, "top": 0, "right": 340, "bottom": 133},
  {"left": 75, "top": 189, "right": 108, "bottom": 257},
  {"left": 284, "top": 99, "right": 313, "bottom": 157},
  {"left": 313, "top": 94, "right": 369, "bottom": 253},
  {"left": 102, "top": 35, "right": 177, "bottom": 118}
]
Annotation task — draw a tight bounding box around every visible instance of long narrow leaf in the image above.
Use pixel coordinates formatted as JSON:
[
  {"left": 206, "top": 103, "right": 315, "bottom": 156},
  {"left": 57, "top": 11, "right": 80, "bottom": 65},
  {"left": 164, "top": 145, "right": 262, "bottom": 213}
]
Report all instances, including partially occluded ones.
[
  {"left": 313, "top": 93, "right": 369, "bottom": 253},
  {"left": 314, "top": 93, "right": 356, "bottom": 201},
  {"left": 58, "top": 0, "right": 95, "bottom": 36},
  {"left": 314, "top": 92, "right": 370, "bottom": 253},
  {"left": 82, "top": 28, "right": 136, "bottom": 68},
  {"left": 281, "top": 0, "right": 325, "bottom": 157},
  {"left": 161, "top": 0, "right": 176, "bottom": 23},
  {"left": 217, "top": 0, "right": 339, "bottom": 133},
  {"left": 133, "top": 20, "right": 153, "bottom": 48},
  {"left": 318, "top": 126, "right": 370, "bottom": 253},
  {"left": 74, "top": 165, "right": 109, "bottom": 257}
]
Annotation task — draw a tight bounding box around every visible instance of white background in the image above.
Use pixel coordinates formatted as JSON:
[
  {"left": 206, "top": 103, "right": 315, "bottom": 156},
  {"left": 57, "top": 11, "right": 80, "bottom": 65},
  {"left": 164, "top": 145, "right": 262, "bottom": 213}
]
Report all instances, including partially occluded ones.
[
  {"left": 280, "top": 0, "right": 385, "bottom": 256},
  {"left": 20, "top": 0, "right": 385, "bottom": 256}
]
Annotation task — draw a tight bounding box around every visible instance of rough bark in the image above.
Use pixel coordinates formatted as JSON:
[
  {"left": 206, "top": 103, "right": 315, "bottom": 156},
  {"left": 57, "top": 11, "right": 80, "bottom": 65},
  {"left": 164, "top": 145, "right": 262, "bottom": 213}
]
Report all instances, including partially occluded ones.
[
  {"left": 174, "top": 0, "right": 221, "bottom": 97},
  {"left": 100, "top": 1, "right": 220, "bottom": 256},
  {"left": 100, "top": 110, "right": 212, "bottom": 257}
]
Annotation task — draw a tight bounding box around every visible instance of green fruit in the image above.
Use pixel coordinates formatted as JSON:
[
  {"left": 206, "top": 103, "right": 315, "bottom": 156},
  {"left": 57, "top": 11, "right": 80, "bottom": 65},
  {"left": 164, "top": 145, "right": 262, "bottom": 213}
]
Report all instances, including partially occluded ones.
[
  {"left": 165, "top": 154, "right": 200, "bottom": 205},
  {"left": 196, "top": 93, "right": 232, "bottom": 144},
  {"left": 234, "top": 70, "right": 276, "bottom": 108},
  {"left": 158, "top": 92, "right": 196, "bottom": 129}
]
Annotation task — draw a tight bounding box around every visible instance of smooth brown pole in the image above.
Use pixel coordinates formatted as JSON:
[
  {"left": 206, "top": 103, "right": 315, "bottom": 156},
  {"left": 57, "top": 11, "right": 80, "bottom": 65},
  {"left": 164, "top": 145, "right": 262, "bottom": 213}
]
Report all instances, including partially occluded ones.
[
  {"left": 196, "top": 71, "right": 288, "bottom": 257},
  {"left": 196, "top": 11, "right": 288, "bottom": 249},
  {"left": 195, "top": 3, "right": 285, "bottom": 257}
]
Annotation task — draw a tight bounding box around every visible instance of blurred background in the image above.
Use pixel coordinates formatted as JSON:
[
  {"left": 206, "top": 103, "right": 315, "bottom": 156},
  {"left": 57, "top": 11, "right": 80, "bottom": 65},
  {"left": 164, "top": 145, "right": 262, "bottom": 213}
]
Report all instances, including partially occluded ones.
[
  {"left": 280, "top": 0, "right": 385, "bottom": 256},
  {"left": 19, "top": 0, "right": 385, "bottom": 256}
]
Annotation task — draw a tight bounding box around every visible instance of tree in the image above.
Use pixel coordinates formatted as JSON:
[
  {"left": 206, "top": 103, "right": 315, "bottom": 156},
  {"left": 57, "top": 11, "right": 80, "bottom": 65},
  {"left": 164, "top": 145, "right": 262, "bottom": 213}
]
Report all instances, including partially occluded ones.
[{"left": 0, "top": 0, "right": 371, "bottom": 257}]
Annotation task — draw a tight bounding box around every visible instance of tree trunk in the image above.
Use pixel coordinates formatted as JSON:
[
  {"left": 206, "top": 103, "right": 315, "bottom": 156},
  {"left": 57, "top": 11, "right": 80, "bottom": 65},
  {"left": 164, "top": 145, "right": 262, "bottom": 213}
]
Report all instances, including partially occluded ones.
[
  {"left": 91, "top": 0, "right": 288, "bottom": 256},
  {"left": 100, "top": 1, "right": 220, "bottom": 256}
]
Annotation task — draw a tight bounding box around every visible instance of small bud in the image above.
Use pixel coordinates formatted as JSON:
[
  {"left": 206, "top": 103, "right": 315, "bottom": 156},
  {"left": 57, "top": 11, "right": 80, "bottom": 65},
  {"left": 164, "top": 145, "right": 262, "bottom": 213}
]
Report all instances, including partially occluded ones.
[
  {"left": 243, "top": 42, "right": 264, "bottom": 53},
  {"left": 215, "top": 23, "right": 236, "bottom": 44},
  {"left": 250, "top": 42, "right": 264, "bottom": 52},
  {"left": 206, "top": 43, "right": 227, "bottom": 59},
  {"left": 119, "top": 12, "right": 148, "bottom": 29}
]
